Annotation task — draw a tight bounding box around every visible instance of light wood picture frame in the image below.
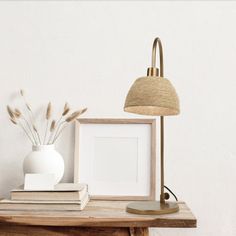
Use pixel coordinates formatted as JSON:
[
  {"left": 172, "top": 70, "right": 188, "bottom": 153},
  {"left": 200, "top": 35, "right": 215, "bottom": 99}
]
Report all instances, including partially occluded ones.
[{"left": 74, "top": 118, "right": 156, "bottom": 201}]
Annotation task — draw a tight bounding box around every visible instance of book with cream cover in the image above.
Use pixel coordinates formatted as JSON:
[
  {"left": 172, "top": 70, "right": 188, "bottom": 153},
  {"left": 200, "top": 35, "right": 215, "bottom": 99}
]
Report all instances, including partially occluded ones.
[
  {"left": 11, "top": 183, "right": 88, "bottom": 201},
  {"left": 0, "top": 193, "right": 89, "bottom": 211}
]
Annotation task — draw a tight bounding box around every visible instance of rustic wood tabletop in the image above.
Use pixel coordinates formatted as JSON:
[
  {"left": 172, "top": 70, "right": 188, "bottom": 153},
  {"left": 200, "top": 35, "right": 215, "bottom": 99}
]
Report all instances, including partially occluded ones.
[{"left": 0, "top": 200, "right": 197, "bottom": 236}]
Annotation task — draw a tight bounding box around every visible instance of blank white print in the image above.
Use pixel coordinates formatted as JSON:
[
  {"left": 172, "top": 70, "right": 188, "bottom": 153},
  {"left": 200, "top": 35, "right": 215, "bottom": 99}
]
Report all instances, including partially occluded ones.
[
  {"left": 93, "top": 137, "right": 138, "bottom": 183},
  {"left": 77, "top": 123, "right": 151, "bottom": 197}
]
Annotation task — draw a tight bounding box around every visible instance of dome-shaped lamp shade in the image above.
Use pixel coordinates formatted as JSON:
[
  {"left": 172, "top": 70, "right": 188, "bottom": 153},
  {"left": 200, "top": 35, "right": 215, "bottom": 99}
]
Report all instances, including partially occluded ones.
[{"left": 124, "top": 76, "right": 180, "bottom": 116}]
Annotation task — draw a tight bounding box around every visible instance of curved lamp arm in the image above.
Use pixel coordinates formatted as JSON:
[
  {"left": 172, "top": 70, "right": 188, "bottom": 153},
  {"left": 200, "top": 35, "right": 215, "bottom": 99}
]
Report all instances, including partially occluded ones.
[{"left": 148, "top": 37, "right": 164, "bottom": 77}]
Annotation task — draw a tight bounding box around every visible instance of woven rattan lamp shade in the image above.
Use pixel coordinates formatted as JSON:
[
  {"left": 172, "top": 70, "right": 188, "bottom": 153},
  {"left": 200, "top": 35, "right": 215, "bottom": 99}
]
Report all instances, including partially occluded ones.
[{"left": 124, "top": 76, "right": 180, "bottom": 116}]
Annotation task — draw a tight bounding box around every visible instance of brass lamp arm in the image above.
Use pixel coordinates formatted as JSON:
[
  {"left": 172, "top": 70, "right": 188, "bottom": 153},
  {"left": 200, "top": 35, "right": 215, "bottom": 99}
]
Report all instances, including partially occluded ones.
[
  {"left": 151, "top": 37, "right": 164, "bottom": 77},
  {"left": 151, "top": 37, "right": 165, "bottom": 204}
]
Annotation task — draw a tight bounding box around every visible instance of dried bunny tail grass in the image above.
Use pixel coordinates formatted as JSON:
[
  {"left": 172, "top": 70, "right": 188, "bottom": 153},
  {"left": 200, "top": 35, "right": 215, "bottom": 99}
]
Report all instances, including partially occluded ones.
[
  {"left": 14, "top": 108, "right": 22, "bottom": 118},
  {"left": 15, "top": 108, "right": 37, "bottom": 144},
  {"left": 65, "top": 111, "right": 80, "bottom": 122},
  {"left": 19, "top": 89, "right": 32, "bottom": 111},
  {"left": 62, "top": 107, "right": 70, "bottom": 116},
  {"left": 7, "top": 105, "right": 15, "bottom": 119},
  {"left": 19, "top": 90, "right": 35, "bottom": 133},
  {"left": 48, "top": 120, "right": 57, "bottom": 144},
  {"left": 80, "top": 107, "right": 87, "bottom": 115},
  {"left": 43, "top": 102, "right": 52, "bottom": 144},
  {"left": 50, "top": 120, "right": 56, "bottom": 132},
  {"left": 65, "top": 108, "right": 87, "bottom": 122},
  {"left": 62, "top": 102, "right": 70, "bottom": 116},
  {"left": 65, "top": 112, "right": 77, "bottom": 122},
  {"left": 33, "top": 125, "right": 37, "bottom": 132},
  {"left": 53, "top": 107, "right": 87, "bottom": 144},
  {"left": 10, "top": 117, "right": 17, "bottom": 125},
  {"left": 10, "top": 115, "right": 34, "bottom": 145},
  {"left": 64, "top": 102, "right": 69, "bottom": 111},
  {"left": 20, "top": 89, "right": 25, "bottom": 97},
  {"left": 26, "top": 103, "right": 32, "bottom": 111},
  {"left": 33, "top": 124, "right": 41, "bottom": 144},
  {"left": 46, "top": 102, "right": 52, "bottom": 120}
]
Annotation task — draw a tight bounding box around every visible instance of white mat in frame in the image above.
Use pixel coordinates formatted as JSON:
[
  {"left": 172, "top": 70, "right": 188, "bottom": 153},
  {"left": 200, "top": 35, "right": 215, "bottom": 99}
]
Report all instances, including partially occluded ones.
[{"left": 74, "top": 118, "right": 156, "bottom": 200}]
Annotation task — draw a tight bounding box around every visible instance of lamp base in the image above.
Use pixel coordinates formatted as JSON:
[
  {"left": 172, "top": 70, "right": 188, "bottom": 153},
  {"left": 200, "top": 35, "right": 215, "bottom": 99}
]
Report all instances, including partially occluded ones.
[{"left": 126, "top": 201, "right": 179, "bottom": 215}]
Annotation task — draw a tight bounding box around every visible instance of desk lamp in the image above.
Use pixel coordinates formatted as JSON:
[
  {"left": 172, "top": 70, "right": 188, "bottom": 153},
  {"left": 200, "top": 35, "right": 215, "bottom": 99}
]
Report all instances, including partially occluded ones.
[{"left": 124, "top": 37, "right": 180, "bottom": 214}]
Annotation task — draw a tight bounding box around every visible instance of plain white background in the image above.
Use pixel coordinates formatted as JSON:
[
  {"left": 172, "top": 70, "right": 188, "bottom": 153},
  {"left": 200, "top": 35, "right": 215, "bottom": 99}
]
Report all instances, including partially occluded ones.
[{"left": 0, "top": 1, "right": 235, "bottom": 235}]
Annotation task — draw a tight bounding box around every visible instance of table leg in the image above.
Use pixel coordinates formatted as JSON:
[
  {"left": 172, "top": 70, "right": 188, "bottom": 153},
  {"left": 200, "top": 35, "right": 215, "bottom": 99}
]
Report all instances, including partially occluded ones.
[{"left": 129, "top": 227, "right": 149, "bottom": 236}]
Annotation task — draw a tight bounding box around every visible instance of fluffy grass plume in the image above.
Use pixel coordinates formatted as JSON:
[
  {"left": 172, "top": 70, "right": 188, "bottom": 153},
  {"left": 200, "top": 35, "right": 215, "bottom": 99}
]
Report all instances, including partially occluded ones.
[
  {"left": 46, "top": 102, "right": 52, "bottom": 120},
  {"left": 66, "top": 108, "right": 87, "bottom": 122},
  {"left": 7, "top": 105, "right": 15, "bottom": 119},
  {"left": 8, "top": 90, "right": 87, "bottom": 145},
  {"left": 50, "top": 120, "right": 56, "bottom": 132}
]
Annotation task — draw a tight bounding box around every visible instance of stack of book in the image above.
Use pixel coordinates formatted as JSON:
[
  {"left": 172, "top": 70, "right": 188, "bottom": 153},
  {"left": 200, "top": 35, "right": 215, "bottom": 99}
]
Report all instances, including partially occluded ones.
[{"left": 0, "top": 183, "right": 89, "bottom": 211}]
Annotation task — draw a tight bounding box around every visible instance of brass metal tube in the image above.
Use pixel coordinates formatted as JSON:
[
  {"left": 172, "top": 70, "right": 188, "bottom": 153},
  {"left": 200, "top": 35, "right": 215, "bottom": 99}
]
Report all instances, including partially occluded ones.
[
  {"left": 151, "top": 37, "right": 164, "bottom": 77},
  {"left": 151, "top": 37, "right": 165, "bottom": 203},
  {"left": 160, "top": 116, "right": 165, "bottom": 203}
]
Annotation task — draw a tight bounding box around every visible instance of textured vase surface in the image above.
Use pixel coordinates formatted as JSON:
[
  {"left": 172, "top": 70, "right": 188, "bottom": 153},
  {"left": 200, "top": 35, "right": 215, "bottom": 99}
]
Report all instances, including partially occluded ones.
[{"left": 23, "top": 145, "right": 64, "bottom": 184}]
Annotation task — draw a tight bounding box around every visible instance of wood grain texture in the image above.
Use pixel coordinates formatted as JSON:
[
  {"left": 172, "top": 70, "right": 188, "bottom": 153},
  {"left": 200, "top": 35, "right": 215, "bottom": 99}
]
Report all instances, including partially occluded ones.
[
  {"left": 0, "top": 200, "right": 196, "bottom": 228},
  {"left": 74, "top": 118, "right": 157, "bottom": 201},
  {"left": 77, "top": 118, "right": 156, "bottom": 124},
  {"left": 0, "top": 226, "right": 131, "bottom": 236},
  {"left": 0, "top": 226, "right": 150, "bottom": 236},
  {"left": 130, "top": 227, "right": 149, "bottom": 236}
]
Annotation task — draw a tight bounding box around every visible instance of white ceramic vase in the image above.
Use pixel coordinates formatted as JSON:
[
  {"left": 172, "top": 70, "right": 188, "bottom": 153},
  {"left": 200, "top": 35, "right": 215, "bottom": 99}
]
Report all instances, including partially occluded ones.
[{"left": 23, "top": 145, "right": 64, "bottom": 184}]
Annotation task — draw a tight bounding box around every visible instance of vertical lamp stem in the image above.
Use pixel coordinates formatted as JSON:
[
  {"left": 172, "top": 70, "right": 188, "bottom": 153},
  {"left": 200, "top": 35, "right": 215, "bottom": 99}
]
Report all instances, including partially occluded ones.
[
  {"left": 160, "top": 116, "right": 165, "bottom": 203},
  {"left": 151, "top": 37, "right": 165, "bottom": 204}
]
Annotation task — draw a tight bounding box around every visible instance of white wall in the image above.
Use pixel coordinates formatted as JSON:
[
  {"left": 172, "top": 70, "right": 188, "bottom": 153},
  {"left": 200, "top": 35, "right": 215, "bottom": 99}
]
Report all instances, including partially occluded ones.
[{"left": 0, "top": 1, "right": 235, "bottom": 235}]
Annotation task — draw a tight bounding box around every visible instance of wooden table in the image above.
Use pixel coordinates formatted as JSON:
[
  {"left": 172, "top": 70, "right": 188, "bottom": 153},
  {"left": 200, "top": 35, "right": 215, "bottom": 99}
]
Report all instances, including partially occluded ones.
[{"left": 0, "top": 200, "right": 196, "bottom": 236}]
